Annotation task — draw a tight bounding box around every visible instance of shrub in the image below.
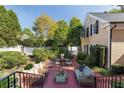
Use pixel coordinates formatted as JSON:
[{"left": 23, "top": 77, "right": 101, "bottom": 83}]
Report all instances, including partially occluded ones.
[
  {"left": 8, "top": 40, "right": 18, "bottom": 47},
  {"left": 93, "top": 67, "right": 111, "bottom": 75},
  {"left": 22, "top": 38, "right": 36, "bottom": 47},
  {"left": 64, "top": 50, "right": 72, "bottom": 59},
  {"left": 83, "top": 55, "right": 95, "bottom": 68},
  {"left": 90, "top": 45, "right": 106, "bottom": 67},
  {"left": 111, "top": 65, "right": 124, "bottom": 74},
  {"left": 33, "top": 48, "right": 58, "bottom": 63},
  {"left": 0, "top": 58, "right": 6, "bottom": 70},
  {"left": 0, "top": 38, "right": 7, "bottom": 47},
  {"left": 111, "top": 80, "right": 124, "bottom": 88},
  {"left": 77, "top": 52, "right": 88, "bottom": 65},
  {"left": 100, "top": 69, "right": 111, "bottom": 75},
  {"left": 58, "top": 47, "right": 67, "bottom": 54},
  {"left": 2, "top": 56, "right": 19, "bottom": 68},
  {"left": 24, "top": 64, "right": 33, "bottom": 70},
  {"left": 0, "top": 51, "right": 27, "bottom": 69},
  {"left": 47, "top": 50, "right": 58, "bottom": 60},
  {"left": 77, "top": 52, "right": 87, "bottom": 61}
]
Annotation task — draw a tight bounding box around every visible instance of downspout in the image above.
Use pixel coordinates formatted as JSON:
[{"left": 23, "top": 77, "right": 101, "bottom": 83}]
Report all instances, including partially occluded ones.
[{"left": 108, "top": 23, "right": 116, "bottom": 69}]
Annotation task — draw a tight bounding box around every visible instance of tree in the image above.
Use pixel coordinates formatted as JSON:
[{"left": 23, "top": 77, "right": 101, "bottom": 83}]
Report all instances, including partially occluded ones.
[
  {"left": 0, "top": 5, "right": 7, "bottom": 13},
  {"left": 109, "top": 8, "right": 123, "bottom": 13},
  {"left": 53, "top": 20, "right": 69, "bottom": 48},
  {"left": 0, "top": 6, "right": 22, "bottom": 46},
  {"left": 32, "top": 14, "right": 57, "bottom": 39},
  {"left": 22, "top": 38, "right": 36, "bottom": 47},
  {"left": 35, "top": 36, "right": 45, "bottom": 47},
  {"left": 23, "top": 28, "right": 34, "bottom": 37},
  {"left": 67, "top": 17, "right": 83, "bottom": 46},
  {"left": 108, "top": 5, "right": 124, "bottom": 13},
  {"left": 0, "top": 38, "right": 7, "bottom": 47}
]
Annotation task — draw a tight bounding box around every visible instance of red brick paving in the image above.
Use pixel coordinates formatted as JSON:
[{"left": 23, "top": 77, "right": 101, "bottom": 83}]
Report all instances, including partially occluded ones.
[
  {"left": 43, "top": 56, "right": 79, "bottom": 88},
  {"left": 43, "top": 70, "right": 79, "bottom": 88}
]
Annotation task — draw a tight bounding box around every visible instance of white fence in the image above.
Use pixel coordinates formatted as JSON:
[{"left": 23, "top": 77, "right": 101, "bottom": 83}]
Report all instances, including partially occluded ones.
[
  {"left": 0, "top": 46, "right": 22, "bottom": 52},
  {"left": 0, "top": 46, "right": 35, "bottom": 56},
  {"left": 23, "top": 47, "right": 35, "bottom": 55}
]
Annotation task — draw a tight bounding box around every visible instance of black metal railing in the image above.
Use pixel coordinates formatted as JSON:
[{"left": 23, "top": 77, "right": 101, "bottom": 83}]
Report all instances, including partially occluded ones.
[
  {"left": 95, "top": 74, "right": 124, "bottom": 88},
  {"left": 0, "top": 71, "right": 47, "bottom": 88}
]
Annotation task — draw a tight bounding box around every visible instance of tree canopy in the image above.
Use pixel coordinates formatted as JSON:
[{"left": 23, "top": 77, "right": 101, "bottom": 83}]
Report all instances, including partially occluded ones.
[
  {"left": 0, "top": 6, "right": 22, "bottom": 47},
  {"left": 67, "top": 17, "right": 83, "bottom": 46},
  {"left": 32, "top": 14, "right": 57, "bottom": 39},
  {"left": 52, "top": 20, "right": 69, "bottom": 48},
  {"left": 108, "top": 5, "right": 124, "bottom": 13},
  {"left": 23, "top": 28, "right": 34, "bottom": 37}
]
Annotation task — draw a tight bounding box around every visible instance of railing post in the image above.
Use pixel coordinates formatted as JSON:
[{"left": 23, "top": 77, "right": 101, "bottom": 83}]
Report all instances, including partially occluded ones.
[
  {"left": 13, "top": 73, "right": 16, "bottom": 88},
  {"left": 115, "top": 76, "right": 117, "bottom": 88},
  {"left": 41, "top": 76, "right": 44, "bottom": 88},
  {"left": 19, "top": 72, "right": 22, "bottom": 88},
  {"left": 7, "top": 77, "right": 10, "bottom": 88},
  {"left": 119, "top": 76, "right": 122, "bottom": 88},
  {"left": 94, "top": 76, "right": 97, "bottom": 88}
]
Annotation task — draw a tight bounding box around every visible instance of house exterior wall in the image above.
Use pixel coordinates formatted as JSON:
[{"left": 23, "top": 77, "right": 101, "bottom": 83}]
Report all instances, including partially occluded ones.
[
  {"left": 82, "top": 14, "right": 124, "bottom": 67},
  {"left": 81, "top": 16, "right": 109, "bottom": 53},
  {"left": 111, "top": 26, "right": 124, "bottom": 65},
  {"left": 81, "top": 15, "right": 111, "bottom": 68}
]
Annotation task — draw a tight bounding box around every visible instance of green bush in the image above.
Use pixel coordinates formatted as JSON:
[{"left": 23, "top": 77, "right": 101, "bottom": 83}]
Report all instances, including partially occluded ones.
[
  {"left": 93, "top": 67, "right": 111, "bottom": 75},
  {"left": 64, "top": 50, "right": 72, "bottom": 59},
  {"left": 90, "top": 45, "right": 106, "bottom": 67},
  {"left": 33, "top": 48, "right": 58, "bottom": 63},
  {"left": 0, "top": 58, "right": 6, "bottom": 70},
  {"left": 0, "top": 38, "right": 7, "bottom": 47},
  {"left": 24, "top": 64, "right": 33, "bottom": 70},
  {"left": 77, "top": 52, "right": 88, "bottom": 65},
  {"left": 111, "top": 80, "right": 124, "bottom": 88},
  {"left": 100, "top": 69, "right": 111, "bottom": 75},
  {"left": 0, "top": 51, "right": 27, "bottom": 69},
  {"left": 58, "top": 47, "right": 67, "bottom": 54},
  {"left": 8, "top": 40, "right": 18, "bottom": 47},
  {"left": 77, "top": 52, "right": 87, "bottom": 61},
  {"left": 22, "top": 38, "right": 36, "bottom": 47},
  {"left": 2, "top": 56, "right": 19, "bottom": 69},
  {"left": 111, "top": 65, "right": 124, "bottom": 74},
  {"left": 83, "top": 55, "right": 95, "bottom": 68}
]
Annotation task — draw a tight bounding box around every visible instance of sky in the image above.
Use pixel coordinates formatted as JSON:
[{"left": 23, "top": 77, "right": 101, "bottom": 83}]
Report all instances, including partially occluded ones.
[{"left": 5, "top": 5, "right": 118, "bottom": 30}]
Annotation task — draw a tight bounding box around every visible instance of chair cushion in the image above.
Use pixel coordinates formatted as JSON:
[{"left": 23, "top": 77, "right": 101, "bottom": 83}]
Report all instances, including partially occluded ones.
[
  {"left": 79, "top": 66, "right": 85, "bottom": 72},
  {"left": 82, "top": 66, "right": 94, "bottom": 76}
]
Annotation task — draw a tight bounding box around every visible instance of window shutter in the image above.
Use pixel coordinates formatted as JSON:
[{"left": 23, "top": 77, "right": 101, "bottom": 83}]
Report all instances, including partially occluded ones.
[
  {"left": 87, "top": 27, "right": 89, "bottom": 37},
  {"left": 84, "top": 29, "right": 85, "bottom": 38},
  {"left": 90, "top": 24, "right": 92, "bottom": 36},
  {"left": 96, "top": 20, "right": 99, "bottom": 34}
]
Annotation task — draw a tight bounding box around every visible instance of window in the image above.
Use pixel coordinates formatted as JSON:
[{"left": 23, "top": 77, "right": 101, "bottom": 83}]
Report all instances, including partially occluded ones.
[{"left": 93, "top": 20, "right": 99, "bottom": 34}]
